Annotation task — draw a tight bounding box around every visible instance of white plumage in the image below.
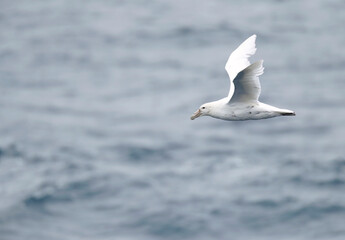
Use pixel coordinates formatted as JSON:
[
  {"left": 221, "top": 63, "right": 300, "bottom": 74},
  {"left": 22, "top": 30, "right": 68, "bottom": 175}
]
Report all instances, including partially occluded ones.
[{"left": 191, "top": 34, "right": 295, "bottom": 121}]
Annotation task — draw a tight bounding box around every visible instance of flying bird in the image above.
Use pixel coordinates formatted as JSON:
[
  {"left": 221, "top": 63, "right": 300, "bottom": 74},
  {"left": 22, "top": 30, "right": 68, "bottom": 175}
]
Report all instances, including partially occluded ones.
[{"left": 191, "top": 34, "right": 295, "bottom": 121}]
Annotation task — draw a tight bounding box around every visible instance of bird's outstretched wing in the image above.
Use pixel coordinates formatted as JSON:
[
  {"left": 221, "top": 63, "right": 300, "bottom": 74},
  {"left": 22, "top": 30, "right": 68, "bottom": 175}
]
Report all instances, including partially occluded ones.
[
  {"left": 228, "top": 60, "right": 264, "bottom": 103},
  {"left": 225, "top": 34, "right": 257, "bottom": 99}
]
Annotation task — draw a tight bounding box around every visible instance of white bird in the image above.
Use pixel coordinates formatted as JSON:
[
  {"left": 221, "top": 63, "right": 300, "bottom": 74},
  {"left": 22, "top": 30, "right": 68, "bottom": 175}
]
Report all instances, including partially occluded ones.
[{"left": 191, "top": 34, "right": 295, "bottom": 121}]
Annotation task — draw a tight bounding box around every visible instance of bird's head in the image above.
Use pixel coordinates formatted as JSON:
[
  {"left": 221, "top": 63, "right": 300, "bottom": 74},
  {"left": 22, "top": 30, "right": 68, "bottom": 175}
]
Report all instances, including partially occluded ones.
[{"left": 190, "top": 103, "right": 212, "bottom": 120}]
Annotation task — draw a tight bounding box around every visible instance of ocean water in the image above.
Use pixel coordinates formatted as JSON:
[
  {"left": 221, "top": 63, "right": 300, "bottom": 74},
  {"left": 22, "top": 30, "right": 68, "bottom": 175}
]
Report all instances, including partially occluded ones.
[{"left": 1, "top": 1, "right": 345, "bottom": 239}]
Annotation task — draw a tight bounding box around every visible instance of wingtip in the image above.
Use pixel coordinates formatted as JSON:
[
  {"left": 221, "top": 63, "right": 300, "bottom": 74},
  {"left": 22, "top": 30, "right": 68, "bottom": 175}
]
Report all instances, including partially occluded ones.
[
  {"left": 249, "top": 34, "right": 257, "bottom": 40},
  {"left": 249, "top": 34, "right": 257, "bottom": 45}
]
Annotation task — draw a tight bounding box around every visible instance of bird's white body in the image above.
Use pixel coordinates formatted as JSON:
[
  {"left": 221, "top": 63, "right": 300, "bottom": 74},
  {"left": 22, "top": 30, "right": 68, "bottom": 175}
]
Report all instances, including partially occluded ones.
[
  {"left": 191, "top": 34, "right": 295, "bottom": 121},
  {"left": 199, "top": 99, "right": 293, "bottom": 121}
]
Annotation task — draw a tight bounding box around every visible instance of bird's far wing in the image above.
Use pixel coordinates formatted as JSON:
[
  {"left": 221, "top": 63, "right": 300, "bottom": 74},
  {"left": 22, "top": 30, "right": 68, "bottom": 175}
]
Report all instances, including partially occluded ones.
[
  {"left": 225, "top": 35, "right": 257, "bottom": 99},
  {"left": 228, "top": 60, "right": 264, "bottom": 104}
]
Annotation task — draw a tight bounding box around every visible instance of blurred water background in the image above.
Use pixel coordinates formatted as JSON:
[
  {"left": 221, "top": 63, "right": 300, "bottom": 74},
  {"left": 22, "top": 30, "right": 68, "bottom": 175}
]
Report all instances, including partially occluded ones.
[{"left": 1, "top": 0, "right": 345, "bottom": 239}]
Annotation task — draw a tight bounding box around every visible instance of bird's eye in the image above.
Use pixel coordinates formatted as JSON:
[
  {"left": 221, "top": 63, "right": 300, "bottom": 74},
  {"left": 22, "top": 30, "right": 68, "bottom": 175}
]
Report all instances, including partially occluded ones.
[{"left": 201, "top": 107, "right": 205, "bottom": 109}]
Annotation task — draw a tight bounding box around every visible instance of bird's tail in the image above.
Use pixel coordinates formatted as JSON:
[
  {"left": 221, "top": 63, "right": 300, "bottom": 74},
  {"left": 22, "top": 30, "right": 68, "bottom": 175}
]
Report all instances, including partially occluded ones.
[{"left": 279, "top": 109, "right": 296, "bottom": 116}]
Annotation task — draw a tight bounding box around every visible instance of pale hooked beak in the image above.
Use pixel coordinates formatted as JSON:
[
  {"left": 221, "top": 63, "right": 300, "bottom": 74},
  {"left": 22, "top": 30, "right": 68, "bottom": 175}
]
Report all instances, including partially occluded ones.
[{"left": 190, "top": 109, "right": 202, "bottom": 120}]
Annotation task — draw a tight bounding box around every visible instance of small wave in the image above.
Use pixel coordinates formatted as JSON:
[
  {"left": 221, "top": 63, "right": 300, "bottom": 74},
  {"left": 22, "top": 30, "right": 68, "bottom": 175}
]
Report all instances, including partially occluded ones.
[
  {"left": 289, "top": 176, "right": 345, "bottom": 188},
  {"left": 23, "top": 183, "right": 72, "bottom": 209},
  {"left": 235, "top": 196, "right": 296, "bottom": 209},
  {"left": 0, "top": 144, "right": 22, "bottom": 159},
  {"left": 283, "top": 204, "right": 345, "bottom": 221},
  {"left": 106, "top": 144, "right": 175, "bottom": 163},
  {"left": 23, "top": 174, "right": 122, "bottom": 211}
]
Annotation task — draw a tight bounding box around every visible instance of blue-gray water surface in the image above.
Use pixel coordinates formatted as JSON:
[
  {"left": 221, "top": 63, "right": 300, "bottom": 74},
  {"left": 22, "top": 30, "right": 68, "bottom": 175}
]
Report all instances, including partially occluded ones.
[{"left": 1, "top": 1, "right": 345, "bottom": 240}]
